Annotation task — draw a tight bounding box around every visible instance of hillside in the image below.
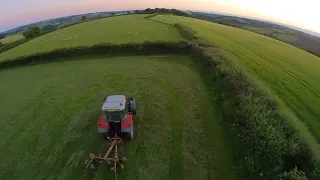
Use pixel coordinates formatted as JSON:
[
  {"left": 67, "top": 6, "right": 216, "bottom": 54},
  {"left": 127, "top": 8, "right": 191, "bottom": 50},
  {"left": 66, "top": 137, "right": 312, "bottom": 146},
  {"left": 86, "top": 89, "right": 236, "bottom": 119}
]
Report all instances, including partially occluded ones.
[{"left": 191, "top": 12, "right": 320, "bottom": 57}]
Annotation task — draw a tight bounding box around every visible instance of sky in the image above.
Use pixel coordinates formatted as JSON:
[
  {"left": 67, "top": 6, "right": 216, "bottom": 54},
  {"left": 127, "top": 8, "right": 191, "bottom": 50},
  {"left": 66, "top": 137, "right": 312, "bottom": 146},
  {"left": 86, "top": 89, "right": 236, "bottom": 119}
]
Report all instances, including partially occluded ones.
[{"left": 1, "top": 0, "right": 320, "bottom": 33}]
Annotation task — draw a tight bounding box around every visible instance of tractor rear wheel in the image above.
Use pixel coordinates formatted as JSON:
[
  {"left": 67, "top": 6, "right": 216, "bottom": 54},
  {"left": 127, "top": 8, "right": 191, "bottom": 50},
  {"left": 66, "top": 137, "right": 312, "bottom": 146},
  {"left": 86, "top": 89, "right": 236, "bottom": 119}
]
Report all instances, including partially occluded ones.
[
  {"left": 101, "top": 133, "right": 109, "bottom": 140},
  {"left": 124, "top": 124, "right": 134, "bottom": 140}
]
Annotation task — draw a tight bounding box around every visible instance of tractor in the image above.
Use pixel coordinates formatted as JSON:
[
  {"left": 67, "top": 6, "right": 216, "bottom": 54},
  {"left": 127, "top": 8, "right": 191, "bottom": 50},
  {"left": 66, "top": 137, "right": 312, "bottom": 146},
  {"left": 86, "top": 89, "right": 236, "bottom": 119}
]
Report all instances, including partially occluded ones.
[
  {"left": 98, "top": 95, "right": 136, "bottom": 140},
  {"left": 84, "top": 95, "right": 136, "bottom": 177}
]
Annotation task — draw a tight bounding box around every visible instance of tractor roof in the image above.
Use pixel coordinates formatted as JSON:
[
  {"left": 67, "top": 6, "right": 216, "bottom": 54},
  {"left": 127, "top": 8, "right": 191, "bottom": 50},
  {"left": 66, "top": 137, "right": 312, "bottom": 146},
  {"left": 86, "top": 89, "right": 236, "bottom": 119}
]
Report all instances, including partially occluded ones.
[{"left": 102, "top": 95, "right": 126, "bottom": 111}]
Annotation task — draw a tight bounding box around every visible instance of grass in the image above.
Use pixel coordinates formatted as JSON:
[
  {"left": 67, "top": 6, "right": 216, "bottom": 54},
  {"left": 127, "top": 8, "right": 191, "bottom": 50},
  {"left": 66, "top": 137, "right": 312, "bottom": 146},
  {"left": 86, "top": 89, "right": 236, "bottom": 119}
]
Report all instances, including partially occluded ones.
[
  {"left": 0, "top": 34, "right": 25, "bottom": 44},
  {"left": 151, "top": 15, "right": 320, "bottom": 142},
  {"left": 273, "top": 33, "right": 298, "bottom": 42},
  {"left": 0, "top": 15, "right": 183, "bottom": 61},
  {"left": 0, "top": 55, "right": 237, "bottom": 180}
]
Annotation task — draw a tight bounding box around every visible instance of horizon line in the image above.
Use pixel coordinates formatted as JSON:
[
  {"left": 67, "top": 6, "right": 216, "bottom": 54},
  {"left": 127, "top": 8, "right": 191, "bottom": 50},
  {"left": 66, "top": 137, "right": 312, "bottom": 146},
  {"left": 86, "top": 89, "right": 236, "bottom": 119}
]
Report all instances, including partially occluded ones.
[{"left": 1, "top": 8, "right": 319, "bottom": 37}]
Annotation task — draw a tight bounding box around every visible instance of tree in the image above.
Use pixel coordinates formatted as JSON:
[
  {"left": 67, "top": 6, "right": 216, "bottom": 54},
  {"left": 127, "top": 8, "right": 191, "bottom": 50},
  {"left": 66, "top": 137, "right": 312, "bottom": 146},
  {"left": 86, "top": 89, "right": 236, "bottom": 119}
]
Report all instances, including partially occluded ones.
[
  {"left": 23, "top": 26, "right": 41, "bottom": 38},
  {"left": 0, "top": 34, "right": 5, "bottom": 39},
  {"left": 111, "top": 13, "right": 116, "bottom": 17},
  {"left": 81, "top": 16, "right": 86, "bottom": 21},
  {"left": 127, "top": 11, "right": 130, "bottom": 15}
]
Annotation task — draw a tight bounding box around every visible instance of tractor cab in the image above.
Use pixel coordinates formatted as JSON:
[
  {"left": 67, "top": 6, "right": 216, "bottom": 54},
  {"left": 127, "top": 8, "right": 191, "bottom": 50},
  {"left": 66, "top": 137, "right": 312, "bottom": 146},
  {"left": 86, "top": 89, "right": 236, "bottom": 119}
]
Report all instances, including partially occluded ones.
[
  {"left": 98, "top": 95, "right": 136, "bottom": 140},
  {"left": 102, "top": 95, "right": 128, "bottom": 122}
]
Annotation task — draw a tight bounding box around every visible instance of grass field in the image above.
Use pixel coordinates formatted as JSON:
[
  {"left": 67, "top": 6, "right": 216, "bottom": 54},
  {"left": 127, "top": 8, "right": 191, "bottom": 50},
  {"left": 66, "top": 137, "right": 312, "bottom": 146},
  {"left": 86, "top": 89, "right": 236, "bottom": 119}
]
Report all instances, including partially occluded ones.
[
  {"left": 0, "top": 15, "right": 183, "bottom": 61},
  {"left": 151, "top": 15, "right": 320, "bottom": 142},
  {"left": 0, "top": 56, "right": 237, "bottom": 180},
  {"left": 0, "top": 34, "right": 24, "bottom": 44}
]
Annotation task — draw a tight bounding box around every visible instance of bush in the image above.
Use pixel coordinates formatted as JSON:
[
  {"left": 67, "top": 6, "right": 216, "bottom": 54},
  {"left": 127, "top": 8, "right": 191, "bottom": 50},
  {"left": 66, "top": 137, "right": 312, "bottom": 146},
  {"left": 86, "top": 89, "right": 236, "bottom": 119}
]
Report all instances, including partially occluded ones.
[
  {"left": 23, "top": 26, "right": 41, "bottom": 38},
  {"left": 144, "top": 14, "right": 158, "bottom": 19},
  {"left": 279, "top": 167, "right": 308, "bottom": 180}
]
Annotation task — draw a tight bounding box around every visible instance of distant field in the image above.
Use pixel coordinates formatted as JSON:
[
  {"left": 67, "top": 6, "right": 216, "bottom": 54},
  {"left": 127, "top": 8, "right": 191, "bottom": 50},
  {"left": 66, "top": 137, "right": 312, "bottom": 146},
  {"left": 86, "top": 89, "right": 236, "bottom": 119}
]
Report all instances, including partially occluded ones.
[
  {"left": 152, "top": 15, "right": 320, "bottom": 141},
  {"left": 0, "top": 34, "right": 24, "bottom": 44},
  {"left": 273, "top": 33, "right": 298, "bottom": 42},
  {"left": 242, "top": 26, "right": 273, "bottom": 34},
  {"left": 0, "top": 15, "right": 183, "bottom": 61},
  {"left": 0, "top": 56, "right": 237, "bottom": 180}
]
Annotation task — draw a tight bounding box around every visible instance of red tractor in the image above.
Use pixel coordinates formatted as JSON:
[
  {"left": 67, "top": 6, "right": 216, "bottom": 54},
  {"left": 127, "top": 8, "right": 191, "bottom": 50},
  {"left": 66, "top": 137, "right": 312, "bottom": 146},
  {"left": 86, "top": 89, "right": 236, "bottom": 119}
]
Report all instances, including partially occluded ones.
[
  {"left": 97, "top": 95, "right": 136, "bottom": 140},
  {"left": 84, "top": 95, "right": 136, "bottom": 176}
]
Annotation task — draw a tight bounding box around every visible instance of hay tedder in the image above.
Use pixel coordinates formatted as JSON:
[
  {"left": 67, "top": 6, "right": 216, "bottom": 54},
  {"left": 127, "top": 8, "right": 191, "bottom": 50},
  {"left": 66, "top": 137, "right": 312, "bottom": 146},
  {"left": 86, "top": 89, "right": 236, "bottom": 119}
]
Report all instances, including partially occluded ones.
[{"left": 84, "top": 95, "right": 136, "bottom": 177}]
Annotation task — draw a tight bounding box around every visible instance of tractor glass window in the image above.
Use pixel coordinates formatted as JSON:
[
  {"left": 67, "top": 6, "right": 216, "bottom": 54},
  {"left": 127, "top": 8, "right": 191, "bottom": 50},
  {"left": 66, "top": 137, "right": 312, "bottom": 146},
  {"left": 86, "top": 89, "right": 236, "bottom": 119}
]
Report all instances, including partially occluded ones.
[{"left": 105, "top": 111, "right": 121, "bottom": 122}]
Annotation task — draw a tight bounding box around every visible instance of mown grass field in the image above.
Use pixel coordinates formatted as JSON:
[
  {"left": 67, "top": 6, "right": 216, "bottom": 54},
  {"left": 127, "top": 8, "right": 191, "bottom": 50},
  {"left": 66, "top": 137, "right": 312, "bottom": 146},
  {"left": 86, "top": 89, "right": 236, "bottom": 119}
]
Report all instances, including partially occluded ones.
[
  {"left": 0, "top": 56, "right": 237, "bottom": 180},
  {"left": 0, "top": 15, "right": 183, "bottom": 61},
  {"left": 0, "top": 34, "right": 24, "bottom": 44},
  {"left": 151, "top": 15, "right": 320, "bottom": 141}
]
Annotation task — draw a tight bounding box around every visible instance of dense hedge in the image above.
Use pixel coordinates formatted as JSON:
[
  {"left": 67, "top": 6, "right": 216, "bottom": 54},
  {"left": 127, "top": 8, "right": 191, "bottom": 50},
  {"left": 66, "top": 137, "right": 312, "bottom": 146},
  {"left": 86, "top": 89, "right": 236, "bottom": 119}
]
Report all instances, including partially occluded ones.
[
  {"left": 174, "top": 24, "right": 196, "bottom": 40},
  {"left": 0, "top": 41, "right": 190, "bottom": 70},
  {"left": 1, "top": 27, "right": 320, "bottom": 179},
  {"left": 0, "top": 38, "right": 28, "bottom": 54}
]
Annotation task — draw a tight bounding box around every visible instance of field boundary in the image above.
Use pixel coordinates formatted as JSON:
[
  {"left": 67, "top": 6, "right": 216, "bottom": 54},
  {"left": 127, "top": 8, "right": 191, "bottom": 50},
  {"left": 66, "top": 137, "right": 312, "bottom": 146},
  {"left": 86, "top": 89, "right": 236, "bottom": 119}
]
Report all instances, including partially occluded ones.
[
  {"left": 1, "top": 26, "right": 320, "bottom": 179},
  {"left": 0, "top": 41, "right": 190, "bottom": 70}
]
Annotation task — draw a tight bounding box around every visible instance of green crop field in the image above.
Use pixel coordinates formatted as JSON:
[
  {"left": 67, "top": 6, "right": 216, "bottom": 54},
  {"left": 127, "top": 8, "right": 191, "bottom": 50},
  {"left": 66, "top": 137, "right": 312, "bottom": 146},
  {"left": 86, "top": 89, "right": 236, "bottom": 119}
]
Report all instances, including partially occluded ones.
[
  {"left": 152, "top": 15, "right": 320, "bottom": 141},
  {"left": 0, "top": 15, "right": 183, "bottom": 61},
  {"left": 0, "top": 56, "right": 237, "bottom": 180},
  {"left": 0, "top": 34, "right": 24, "bottom": 44}
]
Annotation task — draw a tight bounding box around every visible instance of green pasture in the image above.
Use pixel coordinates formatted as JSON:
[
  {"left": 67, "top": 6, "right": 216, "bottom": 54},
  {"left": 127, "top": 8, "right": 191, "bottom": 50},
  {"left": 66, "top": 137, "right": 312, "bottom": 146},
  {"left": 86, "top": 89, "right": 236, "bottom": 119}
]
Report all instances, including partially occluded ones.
[
  {"left": 0, "top": 34, "right": 24, "bottom": 44},
  {"left": 0, "top": 56, "right": 236, "bottom": 180},
  {"left": 0, "top": 15, "right": 183, "bottom": 61},
  {"left": 152, "top": 15, "right": 320, "bottom": 141}
]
